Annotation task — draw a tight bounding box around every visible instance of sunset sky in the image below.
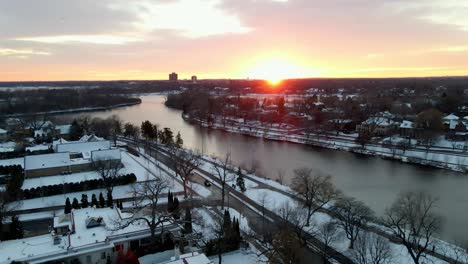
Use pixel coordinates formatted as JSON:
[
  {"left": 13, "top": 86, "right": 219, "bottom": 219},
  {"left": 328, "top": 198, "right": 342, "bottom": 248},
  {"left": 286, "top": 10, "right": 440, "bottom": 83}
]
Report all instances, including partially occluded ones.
[{"left": 1, "top": 0, "right": 468, "bottom": 81}]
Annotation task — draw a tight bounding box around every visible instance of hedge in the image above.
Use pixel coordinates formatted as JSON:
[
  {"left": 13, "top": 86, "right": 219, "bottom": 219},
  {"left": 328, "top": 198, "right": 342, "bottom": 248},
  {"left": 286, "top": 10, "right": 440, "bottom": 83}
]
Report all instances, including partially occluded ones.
[{"left": 20, "top": 173, "right": 137, "bottom": 199}]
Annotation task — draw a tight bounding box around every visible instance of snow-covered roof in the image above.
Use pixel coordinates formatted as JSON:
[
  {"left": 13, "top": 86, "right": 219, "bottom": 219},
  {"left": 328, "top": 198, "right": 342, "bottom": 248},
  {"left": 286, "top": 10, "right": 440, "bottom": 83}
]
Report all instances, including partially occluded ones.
[
  {"left": 80, "top": 134, "right": 105, "bottom": 142},
  {"left": 24, "top": 152, "right": 70, "bottom": 171},
  {"left": 443, "top": 114, "right": 459, "bottom": 121},
  {"left": 400, "top": 120, "right": 414, "bottom": 129},
  {"left": 362, "top": 117, "right": 394, "bottom": 126},
  {"left": 26, "top": 145, "right": 50, "bottom": 152},
  {"left": 91, "top": 149, "right": 121, "bottom": 161},
  {"left": 329, "top": 119, "right": 352, "bottom": 124},
  {"left": 0, "top": 128, "right": 6, "bottom": 134},
  {"left": 376, "top": 111, "right": 395, "bottom": 119},
  {"left": 55, "top": 140, "right": 111, "bottom": 156}
]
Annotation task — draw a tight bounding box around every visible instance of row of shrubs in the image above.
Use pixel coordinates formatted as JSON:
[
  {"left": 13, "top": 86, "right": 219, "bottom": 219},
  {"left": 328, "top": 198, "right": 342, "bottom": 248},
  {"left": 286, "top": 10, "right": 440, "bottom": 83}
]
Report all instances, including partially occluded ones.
[
  {"left": 0, "top": 148, "right": 54, "bottom": 160},
  {"left": 0, "top": 165, "right": 24, "bottom": 197},
  {"left": 0, "top": 165, "right": 22, "bottom": 175},
  {"left": 20, "top": 173, "right": 137, "bottom": 199}
]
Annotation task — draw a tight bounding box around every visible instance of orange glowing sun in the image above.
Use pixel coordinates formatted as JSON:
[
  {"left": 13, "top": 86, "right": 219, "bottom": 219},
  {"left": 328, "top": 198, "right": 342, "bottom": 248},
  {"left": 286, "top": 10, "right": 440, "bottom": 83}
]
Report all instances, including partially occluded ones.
[{"left": 247, "top": 58, "right": 317, "bottom": 85}]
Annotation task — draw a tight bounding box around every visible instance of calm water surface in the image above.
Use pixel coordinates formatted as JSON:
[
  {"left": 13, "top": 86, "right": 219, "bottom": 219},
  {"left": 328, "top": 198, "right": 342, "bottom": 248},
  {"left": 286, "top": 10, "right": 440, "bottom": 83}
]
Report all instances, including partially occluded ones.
[{"left": 61, "top": 95, "right": 468, "bottom": 242}]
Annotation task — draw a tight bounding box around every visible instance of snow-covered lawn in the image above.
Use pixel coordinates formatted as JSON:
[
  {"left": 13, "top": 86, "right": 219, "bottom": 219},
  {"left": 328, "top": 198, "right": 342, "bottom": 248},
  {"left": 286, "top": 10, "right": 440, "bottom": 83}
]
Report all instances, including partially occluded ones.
[
  {"left": 0, "top": 141, "right": 16, "bottom": 153},
  {"left": 0, "top": 157, "right": 23, "bottom": 167},
  {"left": 245, "top": 188, "right": 296, "bottom": 211},
  {"left": 22, "top": 171, "right": 101, "bottom": 189},
  {"left": 209, "top": 249, "right": 266, "bottom": 264}
]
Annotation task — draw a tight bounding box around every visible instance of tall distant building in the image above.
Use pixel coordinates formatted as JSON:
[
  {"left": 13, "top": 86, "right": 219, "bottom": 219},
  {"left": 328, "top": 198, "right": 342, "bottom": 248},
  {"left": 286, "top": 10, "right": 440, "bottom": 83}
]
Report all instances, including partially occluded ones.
[
  {"left": 169, "top": 72, "right": 178, "bottom": 81},
  {"left": 191, "top": 75, "right": 197, "bottom": 83}
]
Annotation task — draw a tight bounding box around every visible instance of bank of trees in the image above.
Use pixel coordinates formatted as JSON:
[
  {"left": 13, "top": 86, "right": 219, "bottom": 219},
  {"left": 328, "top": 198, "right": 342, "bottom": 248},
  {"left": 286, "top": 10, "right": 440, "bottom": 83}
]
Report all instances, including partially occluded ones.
[{"left": 0, "top": 88, "right": 141, "bottom": 115}]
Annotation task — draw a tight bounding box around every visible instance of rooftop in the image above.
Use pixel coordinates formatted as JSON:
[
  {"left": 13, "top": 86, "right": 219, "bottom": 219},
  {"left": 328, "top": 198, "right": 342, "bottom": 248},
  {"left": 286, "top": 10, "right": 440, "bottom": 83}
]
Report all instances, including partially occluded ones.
[
  {"left": 55, "top": 140, "right": 111, "bottom": 157},
  {"left": 91, "top": 148, "right": 121, "bottom": 161},
  {"left": 24, "top": 152, "right": 70, "bottom": 171},
  {"left": 0, "top": 207, "right": 177, "bottom": 264}
]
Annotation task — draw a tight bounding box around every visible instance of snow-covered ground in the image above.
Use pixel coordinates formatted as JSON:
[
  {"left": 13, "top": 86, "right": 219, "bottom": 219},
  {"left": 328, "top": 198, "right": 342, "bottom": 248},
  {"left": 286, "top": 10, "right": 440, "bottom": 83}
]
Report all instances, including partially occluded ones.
[
  {"left": 0, "top": 141, "right": 16, "bottom": 153},
  {"left": 0, "top": 157, "right": 23, "bottom": 167},
  {"left": 243, "top": 188, "right": 452, "bottom": 263}
]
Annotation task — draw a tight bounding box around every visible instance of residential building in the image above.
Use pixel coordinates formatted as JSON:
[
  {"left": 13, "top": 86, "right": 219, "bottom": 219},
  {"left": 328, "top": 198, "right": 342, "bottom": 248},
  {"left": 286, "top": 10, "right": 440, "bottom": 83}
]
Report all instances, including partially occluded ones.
[
  {"left": 169, "top": 72, "right": 178, "bottom": 81},
  {"left": 24, "top": 152, "right": 71, "bottom": 178},
  {"left": 24, "top": 140, "right": 120, "bottom": 178},
  {"left": 0, "top": 207, "right": 182, "bottom": 264},
  {"left": 356, "top": 116, "right": 396, "bottom": 136}
]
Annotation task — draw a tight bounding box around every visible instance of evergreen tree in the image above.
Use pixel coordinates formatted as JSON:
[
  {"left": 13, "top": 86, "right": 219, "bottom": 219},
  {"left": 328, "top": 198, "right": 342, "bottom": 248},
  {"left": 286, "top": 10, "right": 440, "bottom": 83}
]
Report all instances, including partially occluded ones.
[
  {"left": 72, "top": 198, "right": 80, "bottom": 209},
  {"left": 81, "top": 194, "right": 89, "bottom": 208},
  {"left": 236, "top": 167, "right": 246, "bottom": 192},
  {"left": 106, "top": 191, "right": 113, "bottom": 207},
  {"left": 184, "top": 207, "right": 193, "bottom": 234},
  {"left": 140, "top": 121, "right": 154, "bottom": 140},
  {"left": 223, "top": 210, "right": 232, "bottom": 231},
  {"left": 175, "top": 132, "right": 183, "bottom": 148},
  {"left": 9, "top": 216, "right": 24, "bottom": 239},
  {"left": 167, "top": 191, "right": 174, "bottom": 212},
  {"left": 69, "top": 119, "right": 83, "bottom": 140},
  {"left": 91, "top": 194, "right": 99, "bottom": 208},
  {"left": 173, "top": 197, "right": 180, "bottom": 212},
  {"left": 64, "top": 197, "right": 72, "bottom": 214},
  {"left": 99, "top": 192, "right": 106, "bottom": 208},
  {"left": 161, "top": 128, "right": 174, "bottom": 145}
]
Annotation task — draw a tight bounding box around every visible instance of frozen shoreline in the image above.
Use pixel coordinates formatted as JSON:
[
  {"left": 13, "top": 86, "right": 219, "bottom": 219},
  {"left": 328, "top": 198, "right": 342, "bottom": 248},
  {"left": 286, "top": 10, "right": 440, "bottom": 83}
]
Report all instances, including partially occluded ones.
[{"left": 184, "top": 115, "right": 468, "bottom": 173}]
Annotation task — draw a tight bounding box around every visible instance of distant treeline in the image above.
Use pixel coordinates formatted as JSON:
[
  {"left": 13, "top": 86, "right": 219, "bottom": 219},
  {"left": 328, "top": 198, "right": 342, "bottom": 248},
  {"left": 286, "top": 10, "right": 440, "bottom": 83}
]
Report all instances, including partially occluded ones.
[{"left": 0, "top": 88, "right": 141, "bottom": 115}]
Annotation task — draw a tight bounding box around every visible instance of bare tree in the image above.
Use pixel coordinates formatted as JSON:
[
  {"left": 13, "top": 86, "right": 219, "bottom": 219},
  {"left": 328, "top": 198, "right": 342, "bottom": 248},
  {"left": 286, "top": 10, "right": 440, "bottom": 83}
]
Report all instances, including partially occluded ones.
[
  {"left": 352, "top": 233, "right": 393, "bottom": 264},
  {"left": 258, "top": 191, "right": 270, "bottom": 235},
  {"left": 383, "top": 191, "right": 442, "bottom": 264},
  {"left": 276, "top": 169, "right": 286, "bottom": 185},
  {"left": 314, "top": 221, "right": 342, "bottom": 262},
  {"left": 251, "top": 218, "right": 304, "bottom": 264},
  {"left": 114, "top": 173, "right": 171, "bottom": 245},
  {"left": 334, "top": 196, "right": 374, "bottom": 249},
  {"left": 168, "top": 147, "right": 201, "bottom": 199},
  {"left": 109, "top": 115, "right": 122, "bottom": 146},
  {"left": 92, "top": 157, "right": 124, "bottom": 197},
  {"left": 212, "top": 152, "right": 232, "bottom": 209},
  {"left": 291, "top": 168, "right": 341, "bottom": 226}
]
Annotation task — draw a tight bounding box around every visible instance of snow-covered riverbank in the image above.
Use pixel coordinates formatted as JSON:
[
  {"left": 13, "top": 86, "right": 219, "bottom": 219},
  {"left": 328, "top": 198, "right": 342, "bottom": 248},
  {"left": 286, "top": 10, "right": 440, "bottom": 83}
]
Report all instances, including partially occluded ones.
[{"left": 185, "top": 115, "right": 468, "bottom": 173}]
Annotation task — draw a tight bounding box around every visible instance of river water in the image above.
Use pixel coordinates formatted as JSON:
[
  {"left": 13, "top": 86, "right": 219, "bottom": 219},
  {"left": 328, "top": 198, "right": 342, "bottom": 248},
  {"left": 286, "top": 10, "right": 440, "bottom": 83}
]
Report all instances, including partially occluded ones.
[{"left": 60, "top": 95, "right": 468, "bottom": 242}]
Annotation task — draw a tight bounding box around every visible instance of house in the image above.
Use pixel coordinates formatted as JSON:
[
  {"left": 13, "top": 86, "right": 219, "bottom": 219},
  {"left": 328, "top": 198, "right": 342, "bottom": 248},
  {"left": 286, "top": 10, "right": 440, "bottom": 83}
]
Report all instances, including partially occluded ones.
[
  {"left": 0, "top": 128, "right": 7, "bottom": 142},
  {"left": 356, "top": 116, "right": 396, "bottom": 136},
  {"left": 24, "top": 152, "right": 71, "bottom": 178},
  {"left": 24, "top": 140, "right": 119, "bottom": 177},
  {"left": 91, "top": 148, "right": 122, "bottom": 162},
  {"left": 399, "top": 120, "right": 418, "bottom": 138},
  {"left": 0, "top": 207, "right": 182, "bottom": 264},
  {"left": 55, "top": 140, "right": 111, "bottom": 158}
]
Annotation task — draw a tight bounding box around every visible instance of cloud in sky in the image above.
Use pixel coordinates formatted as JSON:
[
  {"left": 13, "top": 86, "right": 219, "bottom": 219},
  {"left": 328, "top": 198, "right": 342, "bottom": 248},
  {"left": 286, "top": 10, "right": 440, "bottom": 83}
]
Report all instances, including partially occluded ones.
[
  {"left": 15, "top": 35, "right": 143, "bottom": 45},
  {"left": 1, "top": 0, "right": 468, "bottom": 80},
  {"left": 126, "top": 0, "right": 252, "bottom": 38},
  {"left": 0, "top": 48, "right": 50, "bottom": 57}
]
